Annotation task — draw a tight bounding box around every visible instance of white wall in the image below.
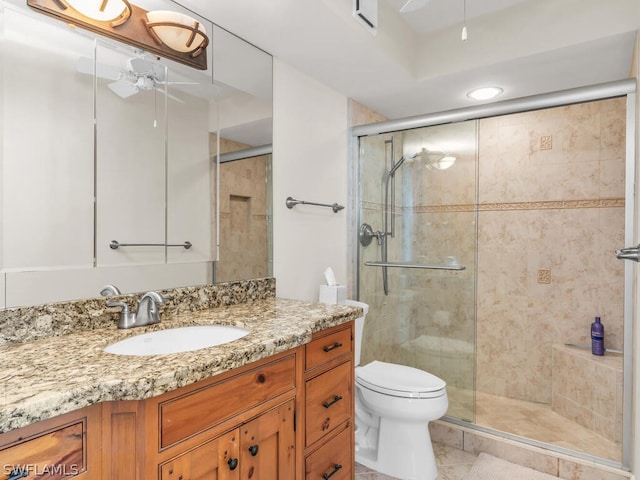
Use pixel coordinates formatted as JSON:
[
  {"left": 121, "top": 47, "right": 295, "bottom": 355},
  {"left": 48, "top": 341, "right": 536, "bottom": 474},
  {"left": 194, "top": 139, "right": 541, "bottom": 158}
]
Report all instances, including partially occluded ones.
[{"left": 272, "top": 59, "right": 349, "bottom": 302}]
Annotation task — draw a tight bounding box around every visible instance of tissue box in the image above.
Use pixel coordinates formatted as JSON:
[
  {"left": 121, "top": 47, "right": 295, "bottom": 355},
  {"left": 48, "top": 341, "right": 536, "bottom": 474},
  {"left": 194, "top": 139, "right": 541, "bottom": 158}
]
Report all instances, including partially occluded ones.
[{"left": 319, "top": 284, "right": 346, "bottom": 305}]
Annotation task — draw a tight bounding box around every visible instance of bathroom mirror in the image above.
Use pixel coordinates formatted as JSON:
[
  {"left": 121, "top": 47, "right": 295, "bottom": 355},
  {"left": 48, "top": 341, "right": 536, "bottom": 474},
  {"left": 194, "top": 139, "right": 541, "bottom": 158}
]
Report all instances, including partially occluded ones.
[{"left": 0, "top": 0, "right": 273, "bottom": 307}]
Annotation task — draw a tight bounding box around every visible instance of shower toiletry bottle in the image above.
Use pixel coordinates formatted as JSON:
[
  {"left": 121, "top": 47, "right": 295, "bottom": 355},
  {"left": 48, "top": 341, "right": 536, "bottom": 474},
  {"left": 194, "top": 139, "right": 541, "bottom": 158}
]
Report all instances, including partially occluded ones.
[{"left": 591, "top": 316, "right": 604, "bottom": 356}]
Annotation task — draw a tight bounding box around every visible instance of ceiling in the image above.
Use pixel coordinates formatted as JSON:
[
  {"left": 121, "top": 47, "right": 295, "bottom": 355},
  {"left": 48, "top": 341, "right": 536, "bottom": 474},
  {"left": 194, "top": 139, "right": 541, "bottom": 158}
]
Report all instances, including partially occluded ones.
[{"left": 180, "top": 0, "right": 638, "bottom": 120}]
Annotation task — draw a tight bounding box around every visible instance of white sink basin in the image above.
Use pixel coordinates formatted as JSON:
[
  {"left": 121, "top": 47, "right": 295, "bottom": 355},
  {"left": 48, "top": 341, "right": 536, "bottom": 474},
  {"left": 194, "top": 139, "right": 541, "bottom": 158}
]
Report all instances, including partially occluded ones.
[{"left": 104, "top": 325, "right": 250, "bottom": 356}]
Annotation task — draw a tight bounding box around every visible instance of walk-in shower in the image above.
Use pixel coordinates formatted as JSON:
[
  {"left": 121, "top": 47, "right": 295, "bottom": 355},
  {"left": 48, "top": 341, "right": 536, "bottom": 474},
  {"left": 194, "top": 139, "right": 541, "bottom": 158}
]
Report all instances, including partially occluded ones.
[
  {"left": 352, "top": 79, "right": 635, "bottom": 469},
  {"left": 360, "top": 147, "right": 466, "bottom": 296}
]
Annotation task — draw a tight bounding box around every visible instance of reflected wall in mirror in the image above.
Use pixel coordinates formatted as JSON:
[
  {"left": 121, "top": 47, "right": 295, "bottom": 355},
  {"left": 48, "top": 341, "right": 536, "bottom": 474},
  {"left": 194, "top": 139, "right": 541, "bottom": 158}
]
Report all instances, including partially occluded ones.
[
  {"left": 0, "top": 0, "right": 273, "bottom": 308},
  {"left": 215, "top": 140, "right": 272, "bottom": 283}
]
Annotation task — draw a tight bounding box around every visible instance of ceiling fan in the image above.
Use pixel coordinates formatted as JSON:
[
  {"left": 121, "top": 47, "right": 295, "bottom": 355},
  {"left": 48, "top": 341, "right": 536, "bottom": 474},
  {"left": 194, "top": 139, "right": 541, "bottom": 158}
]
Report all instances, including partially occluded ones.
[
  {"left": 399, "top": 0, "right": 430, "bottom": 13},
  {"left": 77, "top": 56, "right": 196, "bottom": 103}
]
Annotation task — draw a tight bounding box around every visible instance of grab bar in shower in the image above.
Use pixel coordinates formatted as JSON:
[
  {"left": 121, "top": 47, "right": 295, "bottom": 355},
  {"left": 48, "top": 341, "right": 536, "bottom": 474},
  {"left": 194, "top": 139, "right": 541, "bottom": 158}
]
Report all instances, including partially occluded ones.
[
  {"left": 110, "top": 240, "right": 192, "bottom": 250},
  {"left": 364, "top": 261, "right": 466, "bottom": 271},
  {"left": 285, "top": 196, "right": 345, "bottom": 213}
]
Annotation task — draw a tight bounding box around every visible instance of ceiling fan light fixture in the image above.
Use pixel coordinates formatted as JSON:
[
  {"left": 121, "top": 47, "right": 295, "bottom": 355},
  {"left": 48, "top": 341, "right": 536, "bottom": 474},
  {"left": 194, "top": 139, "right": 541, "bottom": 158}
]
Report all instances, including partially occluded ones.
[
  {"left": 467, "top": 86, "right": 503, "bottom": 101},
  {"left": 64, "top": 0, "right": 132, "bottom": 26},
  {"left": 144, "top": 10, "right": 209, "bottom": 58}
]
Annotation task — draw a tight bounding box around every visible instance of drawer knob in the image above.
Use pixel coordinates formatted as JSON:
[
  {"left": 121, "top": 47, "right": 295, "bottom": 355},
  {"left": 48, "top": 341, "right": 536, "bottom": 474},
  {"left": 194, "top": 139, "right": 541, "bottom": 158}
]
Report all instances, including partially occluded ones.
[
  {"left": 323, "top": 342, "right": 343, "bottom": 352},
  {"left": 257, "top": 373, "right": 266, "bottom": 383},
  {"left": 228, "top": 458, "right": 239, "bottom": 470},
  {"left": 7, "top": 469, "right": 28, "bottom": 480},
  {"left": 323, "top": 395, "right": 343, "bottom": 408},
  {"left": 248, "top": 444, "right": 259, "bottom": 456},
  {"left": 322, "top": 464, "right": 342, "bottom": 479}
]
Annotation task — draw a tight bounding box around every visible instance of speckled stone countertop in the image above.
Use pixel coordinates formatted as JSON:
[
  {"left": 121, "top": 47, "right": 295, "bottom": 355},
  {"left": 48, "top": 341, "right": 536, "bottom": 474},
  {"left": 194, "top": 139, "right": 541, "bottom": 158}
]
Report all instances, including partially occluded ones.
[{"left": 0, "top": 295, "right": 361, "bottom": 434}]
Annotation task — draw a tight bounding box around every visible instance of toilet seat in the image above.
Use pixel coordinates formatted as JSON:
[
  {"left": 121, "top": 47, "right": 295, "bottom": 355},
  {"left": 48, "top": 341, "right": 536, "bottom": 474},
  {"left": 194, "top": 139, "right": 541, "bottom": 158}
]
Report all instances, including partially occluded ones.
[{"left": 356, "top": 360, "right": 446, "bottom": 399}]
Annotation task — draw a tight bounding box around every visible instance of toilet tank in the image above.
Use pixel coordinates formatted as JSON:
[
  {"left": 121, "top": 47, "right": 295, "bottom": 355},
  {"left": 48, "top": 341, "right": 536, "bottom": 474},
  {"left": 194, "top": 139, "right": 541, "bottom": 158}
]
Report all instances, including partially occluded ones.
[{"left": 341, "top": 300, "right": 368, "bottom": 366}]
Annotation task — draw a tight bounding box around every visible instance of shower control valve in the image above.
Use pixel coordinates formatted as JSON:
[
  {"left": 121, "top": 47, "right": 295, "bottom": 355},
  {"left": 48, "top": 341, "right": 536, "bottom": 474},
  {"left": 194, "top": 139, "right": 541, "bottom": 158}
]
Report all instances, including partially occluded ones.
[{"left": 359, "top": 223, "right": 385, "bottom": 247}]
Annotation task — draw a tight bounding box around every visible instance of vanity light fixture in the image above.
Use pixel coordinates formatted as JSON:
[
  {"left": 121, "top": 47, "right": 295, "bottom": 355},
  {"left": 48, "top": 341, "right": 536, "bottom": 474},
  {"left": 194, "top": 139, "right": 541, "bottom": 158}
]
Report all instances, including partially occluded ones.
[
  {"left": 144, "top": 10, "right": 208, "bottom": 58},
  {"left": 28, "top": 0, "right": 209, "bottom": 70},
  {"left": 466, "top": 86, "right": 503, "bottom": 101},
  {"left": 60, "top": 0, "right": 132, "bottom": 27}
]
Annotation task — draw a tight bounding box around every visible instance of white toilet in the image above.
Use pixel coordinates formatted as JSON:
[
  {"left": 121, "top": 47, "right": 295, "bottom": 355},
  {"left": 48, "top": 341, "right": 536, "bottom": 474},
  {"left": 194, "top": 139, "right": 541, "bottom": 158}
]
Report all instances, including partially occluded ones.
[{"left": 343, "top": 300, "right": 448, "bottom": 480}]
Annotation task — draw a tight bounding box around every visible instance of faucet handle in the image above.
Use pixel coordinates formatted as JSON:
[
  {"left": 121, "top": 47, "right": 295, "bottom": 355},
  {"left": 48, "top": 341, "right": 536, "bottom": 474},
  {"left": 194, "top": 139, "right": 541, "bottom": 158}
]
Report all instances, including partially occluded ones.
[
  {"left": 106, "top": 301, "right": 129, "bottom": 312},
  {"left": 106, "top": 301, "right": 136, "bottom": 329}
]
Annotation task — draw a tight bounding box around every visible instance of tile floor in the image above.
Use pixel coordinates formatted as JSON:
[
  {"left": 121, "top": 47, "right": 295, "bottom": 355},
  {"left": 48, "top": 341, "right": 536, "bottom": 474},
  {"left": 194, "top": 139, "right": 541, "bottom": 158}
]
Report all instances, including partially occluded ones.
[
  {"left": 474, "top": 391, "right": 622, "bottom": 462},
  {"left": 355, "top": 442, "right": 478, "bottom": 480}
]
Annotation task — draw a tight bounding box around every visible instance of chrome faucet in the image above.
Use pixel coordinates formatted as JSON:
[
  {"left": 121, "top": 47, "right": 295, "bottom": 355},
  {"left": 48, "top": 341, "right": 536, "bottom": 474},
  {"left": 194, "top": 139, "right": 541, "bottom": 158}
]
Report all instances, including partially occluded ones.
[
  {"left": 135, "top": 291, "right": 165, "bottom": 326},
  {"left": 107, "top": 291, "right": 165, "bottom": 329}
]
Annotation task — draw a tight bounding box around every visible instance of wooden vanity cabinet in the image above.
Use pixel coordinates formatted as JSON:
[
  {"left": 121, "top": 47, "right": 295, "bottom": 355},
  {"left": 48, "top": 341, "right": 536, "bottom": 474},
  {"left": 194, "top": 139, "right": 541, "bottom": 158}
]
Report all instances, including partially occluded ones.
[
  {"left": 142, "top": 349, "right": 299, "bottom": 479},
  {"left": 159, "top": 400, "right": 294, "bottom": 480},
  {"left": 302, "top": 323, "right": 354, "bottom": 480},
  {"left": 0, "top": 321, "right": 355, "bottom": 480},
  {"left": 0, "top": 404, "right": 101, "bottom": 480}
]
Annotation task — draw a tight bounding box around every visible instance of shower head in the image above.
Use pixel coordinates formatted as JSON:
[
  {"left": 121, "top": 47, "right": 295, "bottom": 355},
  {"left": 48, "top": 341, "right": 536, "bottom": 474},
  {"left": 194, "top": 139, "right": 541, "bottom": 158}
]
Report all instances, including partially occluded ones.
[{"left": 387, "top": 152, "right": 418, "bottom": 178}]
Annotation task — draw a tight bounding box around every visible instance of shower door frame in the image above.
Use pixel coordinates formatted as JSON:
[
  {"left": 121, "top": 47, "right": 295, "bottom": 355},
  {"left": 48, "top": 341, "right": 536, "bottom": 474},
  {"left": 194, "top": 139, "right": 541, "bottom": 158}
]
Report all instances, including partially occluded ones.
[{"left": 349, "top": 78, "right": 636, "bottom": 470}]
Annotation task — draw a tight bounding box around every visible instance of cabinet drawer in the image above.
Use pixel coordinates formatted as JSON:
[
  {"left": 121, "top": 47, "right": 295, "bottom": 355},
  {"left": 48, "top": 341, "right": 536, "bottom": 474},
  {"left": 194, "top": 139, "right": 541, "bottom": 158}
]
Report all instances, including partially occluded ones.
[
  {"left": 0, "top": 421, "right": 85, "bottom": 479},
  {"left": 305, "top": 361, "right": 352, "bottom": 447},
  {"left": 160, "top": 354, "right": 296, "bottom": 449},
  {"left": 305, "top": 326, "right": 351, "bottom": 371},
  {"left": 305, "top": 424, "right": 352, "bottom": 480}
]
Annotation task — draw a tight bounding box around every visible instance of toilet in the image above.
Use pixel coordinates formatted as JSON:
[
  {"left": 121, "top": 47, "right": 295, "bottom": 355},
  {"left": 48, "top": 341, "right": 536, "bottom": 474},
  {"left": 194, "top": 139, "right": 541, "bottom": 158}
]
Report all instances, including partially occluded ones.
[{"left": 343, "top": 300, "right": 448, "bottom": 480}]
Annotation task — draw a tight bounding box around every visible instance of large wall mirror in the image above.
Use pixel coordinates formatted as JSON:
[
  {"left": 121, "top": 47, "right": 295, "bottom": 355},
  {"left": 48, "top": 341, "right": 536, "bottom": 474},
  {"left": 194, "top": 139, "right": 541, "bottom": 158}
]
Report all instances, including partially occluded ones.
[{"left": 0, "top": 0, "right": 273, "bottom": 308}]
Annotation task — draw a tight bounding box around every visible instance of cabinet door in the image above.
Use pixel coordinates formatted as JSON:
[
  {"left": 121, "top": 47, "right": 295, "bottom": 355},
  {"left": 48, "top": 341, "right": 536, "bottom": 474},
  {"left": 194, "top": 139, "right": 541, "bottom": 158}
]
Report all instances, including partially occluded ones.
[
  {"left": 240, "top": 400, "right": 295, "bottom": 480},
  {"left": 160, "top": 430, "right": 240, "bottom": 480}
]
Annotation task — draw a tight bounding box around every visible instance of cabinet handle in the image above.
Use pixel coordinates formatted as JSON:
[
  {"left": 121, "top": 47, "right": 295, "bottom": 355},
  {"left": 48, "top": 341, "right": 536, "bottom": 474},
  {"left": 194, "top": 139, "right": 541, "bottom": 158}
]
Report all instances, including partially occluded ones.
[
  {"left": 248, "top": 444, "right": 259, "bottom": 456},
  {"left": 323, "top": 395, "right": 343, "bottom": 408},
  {"left": 7, "top": 469, "right": 28, "bottom": 480},
  {"left": 323, "top": 342, "right": 343, "bottom": 352},
  {"left": 322, "top": 464, "right": 342, "bottom": 479},
  {"left": 228, "top": 458, "right": 239, "bottom": 470}
]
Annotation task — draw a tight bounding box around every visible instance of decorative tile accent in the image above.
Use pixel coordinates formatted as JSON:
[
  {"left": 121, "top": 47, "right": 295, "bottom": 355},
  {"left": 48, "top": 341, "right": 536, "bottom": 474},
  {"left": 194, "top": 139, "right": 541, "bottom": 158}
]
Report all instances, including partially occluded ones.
[
  {"left": 362, "top": 199, "right": 625, "bottom": 214},
  {"left": 537, "top": 269, "right": 552, "bottom": 284},
  {"left": 541, "top": 135, "right": 553, "bottom": 150}
]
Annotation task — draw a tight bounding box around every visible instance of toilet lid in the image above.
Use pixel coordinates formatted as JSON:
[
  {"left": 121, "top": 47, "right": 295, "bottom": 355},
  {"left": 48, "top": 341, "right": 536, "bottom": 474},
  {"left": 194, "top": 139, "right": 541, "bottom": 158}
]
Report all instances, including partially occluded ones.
[{"left": 356, "top": 360, "right": 446, "bottom": 399}]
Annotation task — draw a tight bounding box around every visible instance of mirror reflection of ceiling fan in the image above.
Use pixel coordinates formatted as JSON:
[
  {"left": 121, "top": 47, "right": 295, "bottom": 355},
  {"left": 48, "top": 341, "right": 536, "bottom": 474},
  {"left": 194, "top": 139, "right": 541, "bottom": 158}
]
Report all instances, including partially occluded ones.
[
  {"left": 399, "top": 0, "right": 430, "bottom": 13},
  {"left": 77, "top": 56, "right": 197, "bottom": 103}
]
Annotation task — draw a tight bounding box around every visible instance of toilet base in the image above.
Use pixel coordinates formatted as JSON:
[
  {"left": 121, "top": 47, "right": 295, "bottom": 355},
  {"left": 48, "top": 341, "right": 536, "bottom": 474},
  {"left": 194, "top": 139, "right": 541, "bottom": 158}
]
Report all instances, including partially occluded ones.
[{"left": 355, "top": 418, "right": 438, "bottom": 480}]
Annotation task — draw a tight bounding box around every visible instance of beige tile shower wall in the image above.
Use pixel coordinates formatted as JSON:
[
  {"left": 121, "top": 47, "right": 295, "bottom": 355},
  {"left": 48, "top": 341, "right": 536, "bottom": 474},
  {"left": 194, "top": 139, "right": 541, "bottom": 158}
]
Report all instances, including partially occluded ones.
[
  {"left": 476, "top": 98, "right": 626, "bottom": 404},
  {"left": 215, "top": 137, "right": 269, "bottom": 283},
  {"left": 551, "top": 345, "right": 623, "bottom": 444},
  {"left": 359, "top": 133, "right": 408, "bottom": 366}
]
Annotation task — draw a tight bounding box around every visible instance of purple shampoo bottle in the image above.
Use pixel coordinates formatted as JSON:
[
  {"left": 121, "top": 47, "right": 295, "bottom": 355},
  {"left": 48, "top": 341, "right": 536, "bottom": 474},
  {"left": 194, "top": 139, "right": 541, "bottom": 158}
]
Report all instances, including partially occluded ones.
[{"left": 591, "top": 316, "right": 604, "bottom": 356}]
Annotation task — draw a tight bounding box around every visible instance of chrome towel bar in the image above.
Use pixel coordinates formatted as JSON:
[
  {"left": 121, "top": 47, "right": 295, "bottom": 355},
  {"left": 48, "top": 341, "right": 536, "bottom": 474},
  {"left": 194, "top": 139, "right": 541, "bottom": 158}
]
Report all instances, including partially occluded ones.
[
  {"left": 285, "top": 196, "right": 344, "bottom": 213},
  {"left": 110, "top": 240, "right": 192, "bottom": 250},
  {"left": 365, "top": 261, "right": 466, "bottom": 271}
]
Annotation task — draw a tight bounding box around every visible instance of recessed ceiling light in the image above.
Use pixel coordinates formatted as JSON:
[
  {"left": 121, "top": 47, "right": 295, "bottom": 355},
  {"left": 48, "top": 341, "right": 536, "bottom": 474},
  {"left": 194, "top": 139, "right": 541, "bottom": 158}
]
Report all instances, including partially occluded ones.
[{"left": 467, "top": 86, "right": 503, "bottom": 101}]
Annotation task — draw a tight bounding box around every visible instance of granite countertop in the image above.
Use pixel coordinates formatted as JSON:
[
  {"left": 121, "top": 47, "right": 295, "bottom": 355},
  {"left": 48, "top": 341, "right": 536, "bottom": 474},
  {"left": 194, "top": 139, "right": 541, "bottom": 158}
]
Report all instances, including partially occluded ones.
[{"left": 0, "top": 297, "right": 361, "bottom": 434}]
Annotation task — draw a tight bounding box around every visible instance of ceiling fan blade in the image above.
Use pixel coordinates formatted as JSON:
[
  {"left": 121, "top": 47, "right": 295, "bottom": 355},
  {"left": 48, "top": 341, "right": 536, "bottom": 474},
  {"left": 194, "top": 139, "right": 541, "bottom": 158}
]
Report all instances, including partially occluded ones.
[
  {"left": 107, "top": 80, "right": 139, "bottom": 99},
  {"left": 161, "top": 81, "right": 199, "bottom": 86},
  {"left": 399, "top": 0, "right": 430, "bottom": 13},
  {"left": 77, "top": 56, "right": 122, "bottom": 81},
  {"left": 128, "top": 57, "right": 156, "bottom": 74}
]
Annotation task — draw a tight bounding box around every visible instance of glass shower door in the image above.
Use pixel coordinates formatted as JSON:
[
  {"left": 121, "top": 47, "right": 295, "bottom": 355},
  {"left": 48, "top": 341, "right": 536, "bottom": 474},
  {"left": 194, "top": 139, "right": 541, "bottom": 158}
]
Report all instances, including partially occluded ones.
[{"left": 357, "top": 120, "right": 478, "bottom": 422}]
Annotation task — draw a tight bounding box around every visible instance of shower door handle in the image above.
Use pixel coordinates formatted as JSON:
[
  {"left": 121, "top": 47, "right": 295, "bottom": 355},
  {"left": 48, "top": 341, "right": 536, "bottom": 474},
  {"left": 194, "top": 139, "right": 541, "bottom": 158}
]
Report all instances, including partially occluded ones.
[{"left": 616, "top": 244, "right": 640, "bottom": 262}]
